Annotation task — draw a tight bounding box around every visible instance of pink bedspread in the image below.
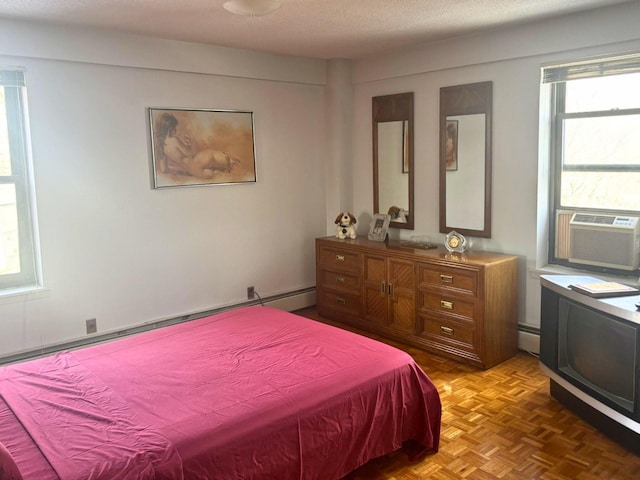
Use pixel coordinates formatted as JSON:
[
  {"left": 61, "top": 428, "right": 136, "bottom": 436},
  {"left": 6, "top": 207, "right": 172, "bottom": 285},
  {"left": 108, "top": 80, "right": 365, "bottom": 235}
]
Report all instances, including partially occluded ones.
[{"left": 0, "top": 306, "right": 440, "bottom": 480}]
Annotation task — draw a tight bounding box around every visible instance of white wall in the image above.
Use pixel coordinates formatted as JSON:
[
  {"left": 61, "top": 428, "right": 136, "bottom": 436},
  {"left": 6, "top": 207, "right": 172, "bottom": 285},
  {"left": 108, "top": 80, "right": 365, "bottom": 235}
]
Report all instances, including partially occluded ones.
[
  {"left": 0, "top": 22, "right": 329, "bottom": 357},
  {"left": 351, "top": 1, "right": 640, "bottom": 335},
  {"left": 2, "top": 1, "right": 640, "bottom": 358}
]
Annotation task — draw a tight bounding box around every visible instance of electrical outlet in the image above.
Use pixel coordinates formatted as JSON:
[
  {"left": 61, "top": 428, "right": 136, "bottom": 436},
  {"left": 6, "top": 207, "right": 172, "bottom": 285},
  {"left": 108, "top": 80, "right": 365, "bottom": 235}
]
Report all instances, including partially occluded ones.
[
  {"left": 247, "top": 286, "right": 255, "bottom": 300},
  {"left": 86, "top": 318, "right": 97, "bottom": 334}
]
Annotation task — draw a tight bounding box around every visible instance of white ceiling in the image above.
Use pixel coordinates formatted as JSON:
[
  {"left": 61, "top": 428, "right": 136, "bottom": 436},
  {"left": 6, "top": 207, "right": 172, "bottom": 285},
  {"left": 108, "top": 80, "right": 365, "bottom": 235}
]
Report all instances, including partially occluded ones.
[{"left": 0, "top": 0, "right": 633, "bottom": 59}]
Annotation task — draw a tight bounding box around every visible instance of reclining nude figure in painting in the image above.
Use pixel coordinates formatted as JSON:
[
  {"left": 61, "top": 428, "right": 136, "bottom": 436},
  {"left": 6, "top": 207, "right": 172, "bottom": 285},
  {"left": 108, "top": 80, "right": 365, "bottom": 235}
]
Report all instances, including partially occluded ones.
[{"left": 155, "top": 112, "right": 240, "bottom": 179}]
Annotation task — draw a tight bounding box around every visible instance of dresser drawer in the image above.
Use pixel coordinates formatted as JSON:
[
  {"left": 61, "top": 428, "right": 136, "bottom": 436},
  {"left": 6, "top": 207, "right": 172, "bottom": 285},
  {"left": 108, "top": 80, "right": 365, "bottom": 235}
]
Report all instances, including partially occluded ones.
[
  {"left": 318, "top": 268, "right": 361, "bottom": 293},
  {"left": 419, "top": 291, "right": 476, "bottom": 322},
  {"left": 419, "top": 314, "right": 477, "bottom": 353},
  {"left": 417, "top": 263, "right": 478, "bottom": 296},
  {"left": 317, "top": 290, "right": 362, "bottom": 317},
  {"left": 318, "top": 246, "right": 361, "bottom": 273}
]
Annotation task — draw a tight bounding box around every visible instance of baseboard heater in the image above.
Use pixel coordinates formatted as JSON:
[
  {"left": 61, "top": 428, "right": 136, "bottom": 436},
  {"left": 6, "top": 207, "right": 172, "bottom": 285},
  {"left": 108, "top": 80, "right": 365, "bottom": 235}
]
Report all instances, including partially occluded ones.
[
  {"left": 0, "top": 287, "right": 316, "bottom": 366},
  {"left": 2, "top": 288, "right": 539, "bottom": 364}
]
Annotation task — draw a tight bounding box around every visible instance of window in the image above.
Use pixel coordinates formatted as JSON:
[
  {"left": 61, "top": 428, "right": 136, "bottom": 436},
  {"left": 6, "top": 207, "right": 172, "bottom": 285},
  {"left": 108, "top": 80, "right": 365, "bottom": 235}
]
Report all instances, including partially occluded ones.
[
  {"left": 0, "top": 69, "right": 39, "bottom": 290},
  {"left": 544, "top": 53, "right": 640, "bottom": 274}
]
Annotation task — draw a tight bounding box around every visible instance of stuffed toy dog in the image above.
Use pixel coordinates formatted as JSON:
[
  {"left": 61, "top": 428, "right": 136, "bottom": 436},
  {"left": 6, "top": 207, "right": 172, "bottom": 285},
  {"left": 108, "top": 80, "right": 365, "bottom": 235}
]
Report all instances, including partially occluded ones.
[
  {"left": 335, "top": 212, "right": 357, "bottom": 239},
  {"left": 387, "top": 205, "right": 408, "bottom": 223}
]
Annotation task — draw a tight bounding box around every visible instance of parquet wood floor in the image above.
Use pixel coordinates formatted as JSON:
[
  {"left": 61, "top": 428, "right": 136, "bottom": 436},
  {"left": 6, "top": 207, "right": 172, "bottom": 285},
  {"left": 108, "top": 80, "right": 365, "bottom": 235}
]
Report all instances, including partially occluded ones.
[{"left": 294, "top": 307, "right": 640, "bottom": 480}]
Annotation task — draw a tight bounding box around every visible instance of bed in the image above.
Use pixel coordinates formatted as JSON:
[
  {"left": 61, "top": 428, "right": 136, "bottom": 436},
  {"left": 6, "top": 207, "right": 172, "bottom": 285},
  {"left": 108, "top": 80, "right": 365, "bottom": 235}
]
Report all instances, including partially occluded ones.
[{"left": 0, "top": 306, "right": 441, "bottom": 480}]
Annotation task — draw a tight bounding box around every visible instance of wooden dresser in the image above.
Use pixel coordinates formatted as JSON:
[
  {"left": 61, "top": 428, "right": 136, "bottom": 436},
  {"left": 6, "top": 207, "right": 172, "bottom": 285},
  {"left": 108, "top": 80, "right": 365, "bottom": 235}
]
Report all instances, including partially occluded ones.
[{"left": 316, "top": 236, "right": 519, "bottom": 369}]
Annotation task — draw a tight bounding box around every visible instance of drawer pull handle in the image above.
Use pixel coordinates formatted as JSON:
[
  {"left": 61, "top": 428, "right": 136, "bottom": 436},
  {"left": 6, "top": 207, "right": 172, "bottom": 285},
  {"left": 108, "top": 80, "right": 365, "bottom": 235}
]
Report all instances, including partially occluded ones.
[
  {"left": 381, "top": 282, "right": 386, "bottom": 294},
  {"left": 336, "top": 297, "right": 346, "bottom": 305},
  {"left": 440, "top": 274, "right": 453, "bottom": 284},
  {"left": 441, "top": 326, "right": 454, "bottom": 336},
  {"left": 388, "top": 283, "right": 393, "bottom": 296},
  {"left": 441, "top": 300, "right": 453, "bottom": 310},
  {"left": 336, "top": 254, "right": 345, "bottom": 262},
  {"left": 336, "top": 275, "right": 345, "bottom": 283}
]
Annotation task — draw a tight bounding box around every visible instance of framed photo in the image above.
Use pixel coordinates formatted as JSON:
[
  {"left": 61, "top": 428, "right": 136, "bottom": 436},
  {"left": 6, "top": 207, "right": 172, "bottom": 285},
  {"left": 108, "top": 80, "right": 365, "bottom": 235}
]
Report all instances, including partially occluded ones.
[
  {"left": 368, "top": 214, "right": 391, "bottom": 242},
  {"left": 445, "top": 119, "right": 458, "bottom": 171},
  {"left": 149, "top": 108, "right": 256, "bottom": 189}
]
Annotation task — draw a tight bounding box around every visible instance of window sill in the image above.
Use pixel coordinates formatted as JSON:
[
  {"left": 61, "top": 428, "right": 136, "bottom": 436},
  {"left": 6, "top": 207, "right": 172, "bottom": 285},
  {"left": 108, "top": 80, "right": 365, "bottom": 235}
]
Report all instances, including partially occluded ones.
[
  {"left": 529, "top": 264, "right": 639, "bottom": 287},
  {"left": 0, "top": 286, "right": 50, "bottom": 305}
]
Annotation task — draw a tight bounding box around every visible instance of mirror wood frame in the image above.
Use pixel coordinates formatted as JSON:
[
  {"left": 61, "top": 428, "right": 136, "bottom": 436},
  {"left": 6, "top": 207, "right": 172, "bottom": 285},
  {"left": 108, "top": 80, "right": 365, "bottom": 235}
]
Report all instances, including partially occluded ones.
[
  {"left": 439, "top": 81, "right": 492, "bottom": 238},
  {"left": 372, "top": 92, "right": 414, "bottom": 230}
]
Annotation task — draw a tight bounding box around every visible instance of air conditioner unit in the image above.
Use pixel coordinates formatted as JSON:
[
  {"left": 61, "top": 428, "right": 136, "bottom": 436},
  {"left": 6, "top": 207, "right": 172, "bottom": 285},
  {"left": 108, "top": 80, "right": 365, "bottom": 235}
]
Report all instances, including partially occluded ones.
[{"left": 569, "top": 213, "right": 640, "bottom": 270}]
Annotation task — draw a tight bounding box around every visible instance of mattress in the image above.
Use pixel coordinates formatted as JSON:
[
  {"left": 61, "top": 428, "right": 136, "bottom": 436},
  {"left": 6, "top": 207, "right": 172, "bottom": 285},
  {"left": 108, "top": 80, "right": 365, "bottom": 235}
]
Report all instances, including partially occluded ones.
[{"left": 0, "top": 306, "right": 441, "bottom": 480}]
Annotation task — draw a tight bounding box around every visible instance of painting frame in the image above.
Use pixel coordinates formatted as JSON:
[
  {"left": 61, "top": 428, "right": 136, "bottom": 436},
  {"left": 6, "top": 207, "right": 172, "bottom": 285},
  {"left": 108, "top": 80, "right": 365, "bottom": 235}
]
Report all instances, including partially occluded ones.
[
  {"left": 445, "top": 119, "right": 458, "bottom": 171},
  {"left": 149, "top": 107, "right": 257, "bottom": 189}
]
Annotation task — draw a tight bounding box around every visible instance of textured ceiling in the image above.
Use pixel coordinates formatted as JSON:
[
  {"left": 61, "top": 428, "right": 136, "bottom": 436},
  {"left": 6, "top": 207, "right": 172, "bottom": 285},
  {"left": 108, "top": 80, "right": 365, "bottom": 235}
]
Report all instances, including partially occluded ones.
[{"left": 0, "top": 0, "right": 633, "bottom": 59}]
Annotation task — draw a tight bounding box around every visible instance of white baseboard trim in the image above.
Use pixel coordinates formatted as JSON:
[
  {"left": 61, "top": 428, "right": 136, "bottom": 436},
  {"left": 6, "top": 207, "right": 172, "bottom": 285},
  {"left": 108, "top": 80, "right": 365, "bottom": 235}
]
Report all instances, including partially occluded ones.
[
  {"left": 518, "top": 330, "right": 540, "bottom": 355},
  {"left": 265, "top": 290, "right": 316, "bottom": 311}
]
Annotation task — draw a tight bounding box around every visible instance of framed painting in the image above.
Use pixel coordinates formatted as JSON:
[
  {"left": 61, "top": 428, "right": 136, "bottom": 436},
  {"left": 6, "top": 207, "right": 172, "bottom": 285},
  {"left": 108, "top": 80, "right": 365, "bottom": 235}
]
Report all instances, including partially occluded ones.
[
  {"left": 445, "top": 119, "right": 458, "bottom": 171},
  {"left": 149, "top": 108, "right": 256, "bottom": 188}
]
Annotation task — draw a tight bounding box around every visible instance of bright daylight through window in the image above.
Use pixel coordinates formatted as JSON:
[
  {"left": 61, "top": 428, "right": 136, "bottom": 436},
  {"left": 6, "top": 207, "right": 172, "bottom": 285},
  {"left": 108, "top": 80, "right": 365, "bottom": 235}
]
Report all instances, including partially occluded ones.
[
  {"left": 545, "top": 54, "right": 640, "bottom": 274},
  {"left": 0, "top": 69, "right": 38, "bottom": 290}
]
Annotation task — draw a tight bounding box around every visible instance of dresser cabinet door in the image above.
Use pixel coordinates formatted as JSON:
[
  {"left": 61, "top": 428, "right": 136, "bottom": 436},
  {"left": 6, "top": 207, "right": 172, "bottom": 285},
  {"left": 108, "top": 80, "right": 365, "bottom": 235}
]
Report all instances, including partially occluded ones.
[
  {"left": 363, "top": 254, "right": 388, "bottom": 326},
  {"left": 363, "top": 255, "right": 415, "bottom": 333},
  {"left": 387, "top": 258, "right": 415, "bottom": 334}
]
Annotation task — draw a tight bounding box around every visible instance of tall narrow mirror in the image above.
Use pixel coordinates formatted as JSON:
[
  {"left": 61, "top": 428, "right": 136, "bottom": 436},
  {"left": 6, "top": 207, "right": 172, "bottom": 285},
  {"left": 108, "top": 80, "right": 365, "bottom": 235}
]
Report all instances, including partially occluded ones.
[
  {"left": 439, "top": 82, "right": 492, "bottom": 238},
  {"left": 373, "top": 92, "right": 414, "bottom": 230}
]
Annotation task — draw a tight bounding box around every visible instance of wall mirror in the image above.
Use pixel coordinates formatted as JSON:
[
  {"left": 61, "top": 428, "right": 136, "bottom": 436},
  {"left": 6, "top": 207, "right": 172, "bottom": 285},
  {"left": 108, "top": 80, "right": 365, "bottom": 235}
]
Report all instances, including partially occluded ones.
[
  {"left": 373, "top": 92, "right": 414, "bottom": 230},
  {"left": 439, "top": 81, "right": 492, "bottom": 238}
]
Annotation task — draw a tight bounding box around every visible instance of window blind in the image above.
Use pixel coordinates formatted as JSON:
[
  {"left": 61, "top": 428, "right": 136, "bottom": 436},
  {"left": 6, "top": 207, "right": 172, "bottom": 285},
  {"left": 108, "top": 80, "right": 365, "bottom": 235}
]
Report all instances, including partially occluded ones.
[
  {"left": 0, "top": 70, "right": 25, "bottom": 87},
  {"left": 542, "top": 52, "right": 640, "bottom": 83}
]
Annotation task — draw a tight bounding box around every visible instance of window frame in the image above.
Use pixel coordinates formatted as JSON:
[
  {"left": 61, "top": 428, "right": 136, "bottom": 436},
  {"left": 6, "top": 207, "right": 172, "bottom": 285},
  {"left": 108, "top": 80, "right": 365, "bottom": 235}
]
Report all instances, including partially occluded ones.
[
  {"left": 546, "top": 58, "right": 640, "bottom": 274},
  {"left": 0, "top": 69, "right": 39, "bottom": 291}
]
